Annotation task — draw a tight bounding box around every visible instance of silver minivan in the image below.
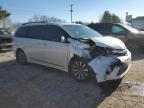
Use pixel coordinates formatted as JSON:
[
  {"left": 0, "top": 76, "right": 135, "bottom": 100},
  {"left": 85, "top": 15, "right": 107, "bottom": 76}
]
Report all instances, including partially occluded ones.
[{"left": 13, "top": 22, "right": 131, "bottom": 83}]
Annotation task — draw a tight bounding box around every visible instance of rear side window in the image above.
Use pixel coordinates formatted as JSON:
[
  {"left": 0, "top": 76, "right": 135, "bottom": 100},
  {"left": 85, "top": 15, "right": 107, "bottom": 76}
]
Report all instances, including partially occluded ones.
[
  {"left": 15, "top": 27, "right": 28, "bottom": 38},
  {"left": 88, "top": 24, "right": 111, "bottom": 33},
  {"left": 15, "top": 25, "right": 69, "bottom": 42},
  {"left": 94, "top": 25, "right": 105, "bottom": 31},
  {"left": 96, "top": 24, "right": 111, "bottom": 32},
  {"left": 15, "top": 26, "right": 42, "bottom": 39},
  {"left": 27, "top": 26, "right": 43, "bottom": 39}
]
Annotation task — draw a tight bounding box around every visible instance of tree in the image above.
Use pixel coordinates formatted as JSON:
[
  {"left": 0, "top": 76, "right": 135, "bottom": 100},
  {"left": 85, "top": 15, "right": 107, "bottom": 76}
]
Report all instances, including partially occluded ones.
[
  {"left": 100, "top": 11, "right": 112, "bottom": 23},
  {"left": 28, "top": 15, "right": 66, "bottom": 23},
  {"left": 75, "top": 21, "right": 84, "bottom": 24},
  {"left": 112, "top": 14, "right": 121, "bottom": 23},
  {"left": 100, "top": 11, "right": 121, "bottom": 23},
  {"left": 75, "top": 21, "right": 90, "bottom": 25},
  {"left": 0, "top": 17, "right": 12, "bottom": 27},
  {"left": 0, "top": 6, "right": 11, "bottom": 27}
]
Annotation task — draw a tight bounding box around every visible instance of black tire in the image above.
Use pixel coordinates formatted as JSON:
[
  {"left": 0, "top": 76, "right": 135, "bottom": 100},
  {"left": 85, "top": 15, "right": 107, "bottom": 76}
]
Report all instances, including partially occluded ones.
[
  {"left": 16, "top": 49, "right": 27, "bottom": 64},
  {"left": 70, "top": 58, "right": 91, "bottom": 81}
]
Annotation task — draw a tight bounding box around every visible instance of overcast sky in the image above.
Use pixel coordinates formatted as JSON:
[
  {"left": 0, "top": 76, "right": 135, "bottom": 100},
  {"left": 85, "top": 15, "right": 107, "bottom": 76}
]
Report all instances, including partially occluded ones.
[{"left": 1, "top": 0, "right": 144, "bottom": 23}]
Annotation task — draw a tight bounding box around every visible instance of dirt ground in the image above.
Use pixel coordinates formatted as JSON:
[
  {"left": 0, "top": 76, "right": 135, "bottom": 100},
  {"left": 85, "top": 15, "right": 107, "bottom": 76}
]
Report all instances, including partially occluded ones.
[
  {"left": 97, "top": 54, "right": 144, "bottom": 108},
  {"left": 0, "top": 50, "right": 144, "bottom": 108}
]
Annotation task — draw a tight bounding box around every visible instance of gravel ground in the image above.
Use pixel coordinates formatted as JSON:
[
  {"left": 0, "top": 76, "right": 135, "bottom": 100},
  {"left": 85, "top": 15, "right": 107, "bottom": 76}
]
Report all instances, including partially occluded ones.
[
  {"left": 0, "top": 51, "right": 144, "bottom": 108},
  {"left": 98, "top": 54, "right": 144, "bottom": 108}
]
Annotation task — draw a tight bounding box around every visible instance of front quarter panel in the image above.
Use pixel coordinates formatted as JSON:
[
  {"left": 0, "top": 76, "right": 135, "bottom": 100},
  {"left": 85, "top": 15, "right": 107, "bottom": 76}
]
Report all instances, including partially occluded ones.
[{"left": 68, "top": 38, "right": 131, "bottom": 83}]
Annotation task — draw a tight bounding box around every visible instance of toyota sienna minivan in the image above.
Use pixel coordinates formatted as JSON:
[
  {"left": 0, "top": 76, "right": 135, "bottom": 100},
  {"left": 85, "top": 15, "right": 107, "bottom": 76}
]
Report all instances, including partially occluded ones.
[{"left": 13, "top": 22, "right": 131, "bottom": 83}]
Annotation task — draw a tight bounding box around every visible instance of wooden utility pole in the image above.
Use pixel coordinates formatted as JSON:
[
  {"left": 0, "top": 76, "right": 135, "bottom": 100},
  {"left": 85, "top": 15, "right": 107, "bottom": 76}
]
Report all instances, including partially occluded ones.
[{"left": 70, "top": 4, "right": 74, "bottom": 23}]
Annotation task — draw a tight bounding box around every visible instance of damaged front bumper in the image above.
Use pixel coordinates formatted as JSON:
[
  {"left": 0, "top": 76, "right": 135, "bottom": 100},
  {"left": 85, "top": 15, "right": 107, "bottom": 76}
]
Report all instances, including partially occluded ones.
[{"left": 88, "top": 49, "right": 131, "bottom": 83}]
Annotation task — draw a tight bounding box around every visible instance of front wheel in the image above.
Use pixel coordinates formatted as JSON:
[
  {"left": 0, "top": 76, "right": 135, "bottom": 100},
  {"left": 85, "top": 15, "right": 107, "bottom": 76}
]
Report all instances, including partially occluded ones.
[{"left": 70, "top": 59, "right": 91, "bottom": 81}]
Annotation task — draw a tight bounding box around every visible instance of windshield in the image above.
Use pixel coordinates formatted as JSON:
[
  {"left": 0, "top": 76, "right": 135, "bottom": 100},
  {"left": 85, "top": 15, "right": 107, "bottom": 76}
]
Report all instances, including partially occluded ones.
[
  {"left": 120, "top": 24, "right": 139, "bottom": 33},
  {"left": 64, "top": 25, "right": 102, "bottom": 39}
]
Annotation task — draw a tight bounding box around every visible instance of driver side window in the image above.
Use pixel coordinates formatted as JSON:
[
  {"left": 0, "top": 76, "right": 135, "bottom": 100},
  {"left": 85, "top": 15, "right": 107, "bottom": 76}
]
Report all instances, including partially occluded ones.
[
  {"left": 112, "top": 25, "right": 125, "bottom": 33},
  {"left": 41, "top": 25, "right": 69, "bottom": 42}
]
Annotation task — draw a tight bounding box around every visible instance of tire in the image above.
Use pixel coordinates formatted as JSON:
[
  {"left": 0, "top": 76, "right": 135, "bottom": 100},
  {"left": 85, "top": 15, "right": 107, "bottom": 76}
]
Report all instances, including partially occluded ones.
[
  {"left": 16, "top": 49, "right": 27, "bottom": 64},
  {"left": 70, "top": 58, "right": 91, "bottom": 81}
]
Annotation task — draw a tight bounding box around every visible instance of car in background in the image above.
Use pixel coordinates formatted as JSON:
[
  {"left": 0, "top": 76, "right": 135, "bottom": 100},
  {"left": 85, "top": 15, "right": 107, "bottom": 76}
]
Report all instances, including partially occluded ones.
[
  {"left": 0, "top": 29, "right": 13, "bottom": 51},
  {"left": 134, "top": 27, "right": 144, "bottom": 31},
  {"left": 88, "top": 23, "right": 144, "bottom": 53},
  {"left": 13, "top": 22, "right": 131, "bottom": 83}
]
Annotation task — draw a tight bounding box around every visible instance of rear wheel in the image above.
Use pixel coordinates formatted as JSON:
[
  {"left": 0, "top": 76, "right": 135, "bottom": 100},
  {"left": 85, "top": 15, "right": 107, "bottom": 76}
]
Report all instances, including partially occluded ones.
[
  {"left": 70, "top": 59, "right": 91, "bottom": 81},
  {"left": 16, "top": 49, "right": 27, "bottom": 64}
]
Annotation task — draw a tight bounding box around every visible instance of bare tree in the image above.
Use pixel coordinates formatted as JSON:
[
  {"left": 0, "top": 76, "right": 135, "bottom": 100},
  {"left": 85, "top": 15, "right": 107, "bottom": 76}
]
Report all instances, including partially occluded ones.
[
  {"left": 0, "top": 17, "right": 12, "bottom": 28},
  {"left": 0, "top": 6, "right": 11, "bottom": 28},
  {"left": 28, "top": 15, "right": 66, "bottom": 23}
]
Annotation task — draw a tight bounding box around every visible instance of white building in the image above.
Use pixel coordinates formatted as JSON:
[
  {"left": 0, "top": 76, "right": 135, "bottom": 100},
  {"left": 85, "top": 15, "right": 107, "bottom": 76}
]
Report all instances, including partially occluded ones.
[{"left": 126, "top": 13, "right": 144, "bottom": 29}]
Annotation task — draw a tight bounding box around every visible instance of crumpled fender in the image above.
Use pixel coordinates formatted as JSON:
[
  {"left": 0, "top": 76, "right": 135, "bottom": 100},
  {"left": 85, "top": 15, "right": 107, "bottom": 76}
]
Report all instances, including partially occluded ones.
[
  {"left": 88, "top": 50, "right": 131, "bottom": 82},
  {"left": 68, "top": 38, "right": 91, "bottom": 59},
  {"left": 68, "top": 38, "right": 131, "bottom": 83}
]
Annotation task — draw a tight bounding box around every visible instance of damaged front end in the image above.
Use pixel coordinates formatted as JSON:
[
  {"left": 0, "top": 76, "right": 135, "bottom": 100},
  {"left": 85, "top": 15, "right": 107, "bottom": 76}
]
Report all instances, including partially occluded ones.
[
  {"left": 69, "top": 37, "right": 131, "bottom": 83},
  {"left": 88, "top": 50, "right": 131, "bottom": 82}
]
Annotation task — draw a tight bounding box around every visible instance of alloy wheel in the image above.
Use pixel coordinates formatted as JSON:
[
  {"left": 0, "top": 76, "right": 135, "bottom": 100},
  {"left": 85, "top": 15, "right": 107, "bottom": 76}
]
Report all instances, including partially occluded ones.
[{"left": 71, "top": 60, "right": 89, "bottom": 81}]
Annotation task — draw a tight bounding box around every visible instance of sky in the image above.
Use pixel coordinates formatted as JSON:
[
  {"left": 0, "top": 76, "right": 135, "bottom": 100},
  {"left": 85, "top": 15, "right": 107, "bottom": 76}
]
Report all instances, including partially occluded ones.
[{"left": 0, "top": 0, "right": 144, "bottom": 23}]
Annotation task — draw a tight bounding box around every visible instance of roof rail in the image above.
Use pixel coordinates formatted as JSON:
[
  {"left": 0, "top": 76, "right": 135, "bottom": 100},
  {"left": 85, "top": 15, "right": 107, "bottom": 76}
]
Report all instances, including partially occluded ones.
[{"left": 22, "top": 21, "right": 47, "bottom": 25}]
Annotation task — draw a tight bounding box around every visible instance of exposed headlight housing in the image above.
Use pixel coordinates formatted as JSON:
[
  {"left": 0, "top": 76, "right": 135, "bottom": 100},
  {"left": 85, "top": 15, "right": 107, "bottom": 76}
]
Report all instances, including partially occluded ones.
[
  {"left": 105, "top": 48, "right": 127, "bottom": 56},
  {"left": 90, "top": 46, "right": 107, "bottom": 58},
  {"left": 90, "top": 46, "right": 127, "bottom": 58}
]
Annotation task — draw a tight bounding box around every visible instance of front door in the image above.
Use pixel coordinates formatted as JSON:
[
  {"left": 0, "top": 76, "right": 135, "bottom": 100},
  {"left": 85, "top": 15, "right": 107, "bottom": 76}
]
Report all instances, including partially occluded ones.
[
  {"left": 41, "top": 40, "right": 69, "bottom": 68},
  {"left": 39, "top": 25, "right": 69, "bottom": 68}
]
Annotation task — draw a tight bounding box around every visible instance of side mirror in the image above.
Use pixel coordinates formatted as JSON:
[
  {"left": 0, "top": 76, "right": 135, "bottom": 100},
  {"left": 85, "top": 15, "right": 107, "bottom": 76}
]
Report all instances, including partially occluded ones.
[{"left": 60, "top": 36, "right": 70, "bottom": 43}]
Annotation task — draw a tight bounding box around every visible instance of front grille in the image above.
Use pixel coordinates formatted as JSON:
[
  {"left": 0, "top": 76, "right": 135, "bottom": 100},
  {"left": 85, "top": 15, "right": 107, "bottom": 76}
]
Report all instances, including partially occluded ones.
[
  {"left": 106, "top": 60, "right": 122, "bottom": 74},
  {"left": 106, "top": 59, "right": 129, "bottom": 75},
  {"left": 0, "top": 38, "right": 12, "bottom": 44}
]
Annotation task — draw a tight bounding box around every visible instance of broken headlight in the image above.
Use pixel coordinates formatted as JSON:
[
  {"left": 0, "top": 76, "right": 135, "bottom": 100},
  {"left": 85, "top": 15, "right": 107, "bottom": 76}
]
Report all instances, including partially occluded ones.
[
  {"left": 112, "top": 49, "right": 127, "bottom": 56},
  {"left": 90, "top": 46, "right": 127, "bottom": 58},
  {"left": 105, "top": 48, "right": 127, "bottom": 56},
  {"left": 90, "top": 46, "right": 107, "bottom": 58}
]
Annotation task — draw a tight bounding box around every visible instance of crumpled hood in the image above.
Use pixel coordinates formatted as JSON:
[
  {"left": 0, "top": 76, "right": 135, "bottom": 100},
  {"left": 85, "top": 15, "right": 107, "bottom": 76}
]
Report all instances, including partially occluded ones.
[{"left": 91, "top": 36, "right": 126, "bottom": 50}]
